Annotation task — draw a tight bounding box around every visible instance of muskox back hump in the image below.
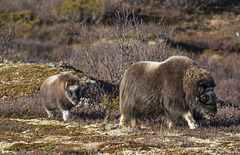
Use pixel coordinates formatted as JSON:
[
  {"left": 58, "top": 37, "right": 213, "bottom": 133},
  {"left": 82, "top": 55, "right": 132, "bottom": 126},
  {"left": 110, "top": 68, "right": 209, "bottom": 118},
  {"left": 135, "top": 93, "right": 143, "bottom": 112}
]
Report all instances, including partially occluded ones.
[
  {"left": 44, "top": 74, "right": 60, "bottom": 85},
  {"left": 141, "top": 61, "right": 162, "bottom": 71}
]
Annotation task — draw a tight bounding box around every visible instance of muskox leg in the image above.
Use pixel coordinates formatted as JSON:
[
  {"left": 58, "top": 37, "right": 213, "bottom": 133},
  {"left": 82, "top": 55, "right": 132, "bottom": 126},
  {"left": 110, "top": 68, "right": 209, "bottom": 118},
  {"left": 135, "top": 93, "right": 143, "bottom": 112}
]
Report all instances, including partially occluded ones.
[
  {"left": 44, "top": 107, "right": 55, "bottom": 118},
  {"left": 183, "top": 111, "right": 199, "bottom": 129},
  {"left": 166, "top": 120, "right": 174, "bottom": 129},
  {"left": 62, "top": 110, "right": 70, "bottom": 122},
  {"left": 68, "top": 109, "right": 71, "bottom": 120},
  {"left": 131, "top": 117, "right": 137, "bottom": 128},
  {"left": 119, "top": 114, "right": 126, "bottom": 125},
  {"left": 164, "top": 111, "right": 175, "bottom": 129}
]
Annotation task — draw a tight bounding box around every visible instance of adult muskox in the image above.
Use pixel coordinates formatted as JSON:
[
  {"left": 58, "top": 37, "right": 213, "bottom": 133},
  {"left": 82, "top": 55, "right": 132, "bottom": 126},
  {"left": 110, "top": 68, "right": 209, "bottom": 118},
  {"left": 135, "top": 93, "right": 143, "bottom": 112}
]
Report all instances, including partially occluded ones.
[{"left": 119, "top": 56, "right": 217, "bottom": 129}]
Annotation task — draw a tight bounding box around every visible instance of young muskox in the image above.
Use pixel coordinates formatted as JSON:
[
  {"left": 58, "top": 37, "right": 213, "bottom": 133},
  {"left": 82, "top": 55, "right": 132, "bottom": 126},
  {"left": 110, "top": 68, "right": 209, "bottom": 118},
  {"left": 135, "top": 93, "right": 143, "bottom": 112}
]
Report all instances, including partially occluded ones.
[
  {"left": 119, "top": 56, "right": 217, "bottom": 129},
  {"left": 40, "top": 74, "right": 83, "bottom": 121}
]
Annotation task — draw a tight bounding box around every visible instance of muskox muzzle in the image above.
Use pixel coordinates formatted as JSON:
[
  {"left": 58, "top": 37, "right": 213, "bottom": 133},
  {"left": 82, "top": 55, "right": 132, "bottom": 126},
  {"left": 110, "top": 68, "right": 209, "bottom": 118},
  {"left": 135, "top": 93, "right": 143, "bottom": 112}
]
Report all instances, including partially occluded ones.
[{"left": 197, "top": 88, "right": 217, "bottom": 120}]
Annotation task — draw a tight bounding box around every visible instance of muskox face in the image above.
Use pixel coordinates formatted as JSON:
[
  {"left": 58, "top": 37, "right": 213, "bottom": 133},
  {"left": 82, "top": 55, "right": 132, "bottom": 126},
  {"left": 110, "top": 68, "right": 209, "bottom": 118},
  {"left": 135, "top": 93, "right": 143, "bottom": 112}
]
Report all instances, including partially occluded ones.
[
  {"left": 194, "top": 85, "right": 217, "bottom": 120},
  {"left": 65, "top": 83, "right": 82, "bottom": 105}
]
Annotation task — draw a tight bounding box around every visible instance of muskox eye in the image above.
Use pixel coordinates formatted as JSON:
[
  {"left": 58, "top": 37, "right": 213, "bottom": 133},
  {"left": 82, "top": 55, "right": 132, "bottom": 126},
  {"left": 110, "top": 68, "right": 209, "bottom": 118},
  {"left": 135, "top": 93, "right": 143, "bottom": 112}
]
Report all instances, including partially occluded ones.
[
  {"left": 200, "top": 95, "right": 208, "bottom": 102},
  {"left": 67, "top": 91, "right": 73, "bottom": 97}
]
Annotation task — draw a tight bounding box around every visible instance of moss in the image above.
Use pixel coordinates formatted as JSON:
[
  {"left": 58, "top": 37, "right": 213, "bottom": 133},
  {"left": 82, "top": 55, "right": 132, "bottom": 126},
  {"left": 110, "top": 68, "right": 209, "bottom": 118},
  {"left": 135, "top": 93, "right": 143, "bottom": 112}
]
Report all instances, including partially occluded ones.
[
  {"left": 0, "top": 11, "right": 10, "bottom": 27},
  {"left": 51, "top": 0, "right": 104, "bottom": 22},
  {"left": 9, "top": 10, "right": 39, "bottom": 25},
  {"left": 100, "top": 141, "right": 152, "bottom": 154},
  {"left": 4, "top": 142, "right": 56, "bottom": 152},
  {"left": 62, "top": 149, "right": 90, "bottom": 154},
  {"left": 0, "top": 120, "right": 37, "bottom": 142},
  {"left": 0, "top": 61, "right": 97, "bottom": 102},
  {"left": 0, "top": 65, "right": 60, "bottom": 101},
  {"left": 203, "top": 49, "right": 224, "bottom": 56},
  {"left": 54, "top": 127, "right": 76, "bottom": 136},
  {"left": 35, "top": 124, "right": 65, "bottom": 133},
  {"left": 4, "top": 142, "right": 93, "bottom": 154},
  {"left": 0, "top": 10, "right": 40, "bottom": 37},
  {"left": 102, "top": 94, "right": 119, "bottom": 112},
  {"left": 144, "top": 33, "right": 157, "bottom": 42}
]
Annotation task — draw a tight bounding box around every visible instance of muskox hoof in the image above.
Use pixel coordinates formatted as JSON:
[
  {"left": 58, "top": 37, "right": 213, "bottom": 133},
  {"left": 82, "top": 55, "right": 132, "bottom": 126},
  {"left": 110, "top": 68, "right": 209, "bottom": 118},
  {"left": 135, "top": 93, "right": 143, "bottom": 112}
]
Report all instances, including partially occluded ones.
[
  {"left": 189, "top": 122, "right": 199, "bottom": 130},
  {"left": 131, "top": 118, "right": 137, "bottom": 128},
  {"left": 45, "top": 109, "right": 55, "bottom": 118},
  {"left": 119, "top": 114, "right": 126, "bottom": 125},
  {"left": 166, "top": 120, "right": 174, "bottom": 129},
  {"left": 62, "top": 110, "right": 71, "bottom": 122},
  {"left": 183, "top": 111, "right": 200, "bottom": 129}
]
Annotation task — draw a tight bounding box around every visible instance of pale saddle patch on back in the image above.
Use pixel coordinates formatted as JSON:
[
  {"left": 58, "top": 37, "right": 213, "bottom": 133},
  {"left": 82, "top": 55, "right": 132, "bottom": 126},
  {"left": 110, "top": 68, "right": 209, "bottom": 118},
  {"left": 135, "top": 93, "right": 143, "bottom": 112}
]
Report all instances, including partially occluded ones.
[
  {"left": 145, "top": 61, "right": 161, "bottom": 71},
  {"left": 45, "top": 74, "right": 60, "bottom": 85}
]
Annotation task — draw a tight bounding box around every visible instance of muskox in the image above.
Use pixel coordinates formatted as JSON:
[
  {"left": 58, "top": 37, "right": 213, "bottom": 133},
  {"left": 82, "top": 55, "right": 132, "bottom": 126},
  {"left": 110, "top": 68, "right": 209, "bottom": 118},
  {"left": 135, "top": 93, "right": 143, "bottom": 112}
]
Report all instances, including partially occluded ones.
[
  {"left": 40, "top": 74, "right": 84, "bottom": 121},
  {"left": 119, "top": 56, "right": 217, "bottom": 129}
]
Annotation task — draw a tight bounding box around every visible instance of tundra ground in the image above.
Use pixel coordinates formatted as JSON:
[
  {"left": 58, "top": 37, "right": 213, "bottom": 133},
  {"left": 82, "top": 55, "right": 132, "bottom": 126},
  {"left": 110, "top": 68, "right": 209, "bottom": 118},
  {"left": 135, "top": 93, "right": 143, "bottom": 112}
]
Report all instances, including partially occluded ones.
[{"left": 0, "top": 114, "right": 239, "bottom": 154}]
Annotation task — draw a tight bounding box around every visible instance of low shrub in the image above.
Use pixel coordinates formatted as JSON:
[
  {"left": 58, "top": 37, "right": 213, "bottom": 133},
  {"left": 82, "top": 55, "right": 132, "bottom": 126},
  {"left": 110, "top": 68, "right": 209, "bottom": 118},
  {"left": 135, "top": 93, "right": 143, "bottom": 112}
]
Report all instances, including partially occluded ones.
[{"left": 60, "top": 12, "right": 173, "bottom": 84}]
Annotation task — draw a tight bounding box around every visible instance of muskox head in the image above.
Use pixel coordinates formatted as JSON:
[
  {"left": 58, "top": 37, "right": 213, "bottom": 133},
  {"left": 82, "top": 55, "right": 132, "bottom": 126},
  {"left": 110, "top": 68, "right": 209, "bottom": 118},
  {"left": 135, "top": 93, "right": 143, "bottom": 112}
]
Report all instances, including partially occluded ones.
[
  {"left": 193, "top": 81, "right": 217, "bottom": 120},
  {"left": 184, "top": 69, "right": 217, "bottom": 122},
  {"left": 65, "top": 80, "right": 82, "bottom": 105}
]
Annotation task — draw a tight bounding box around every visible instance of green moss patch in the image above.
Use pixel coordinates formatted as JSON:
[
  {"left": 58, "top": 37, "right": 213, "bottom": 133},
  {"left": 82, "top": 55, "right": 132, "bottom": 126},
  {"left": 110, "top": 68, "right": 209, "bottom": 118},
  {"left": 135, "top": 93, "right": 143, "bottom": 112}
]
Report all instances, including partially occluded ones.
[
  {"left": 0, "top": 62, "right": 90, "bottom": 102},
  {"left": 100, "top": 141, "right": 152, "bottom": 154},
  {"left": 51, "top": 0, "right": 104, "bottom": 23},
  {"left": 4, "top": 142, "right": 55, "bottom": 152},
  {"left": 0, "top": 64, "right": 59, "bottom": 101},
  {"left": 0, "top": 10, "right": 40, "bottom": 37}
]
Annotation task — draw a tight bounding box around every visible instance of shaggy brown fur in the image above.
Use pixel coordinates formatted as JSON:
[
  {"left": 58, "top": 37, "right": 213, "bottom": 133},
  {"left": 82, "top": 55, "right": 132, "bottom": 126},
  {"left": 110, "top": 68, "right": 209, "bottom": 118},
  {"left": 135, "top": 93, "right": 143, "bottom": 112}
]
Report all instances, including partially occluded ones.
[
  {"left": 119, "top": 56, "right": 217, "bottom": 129},
  {"left": 40, "top": 74, "right": 83, "bottom": 121}
]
